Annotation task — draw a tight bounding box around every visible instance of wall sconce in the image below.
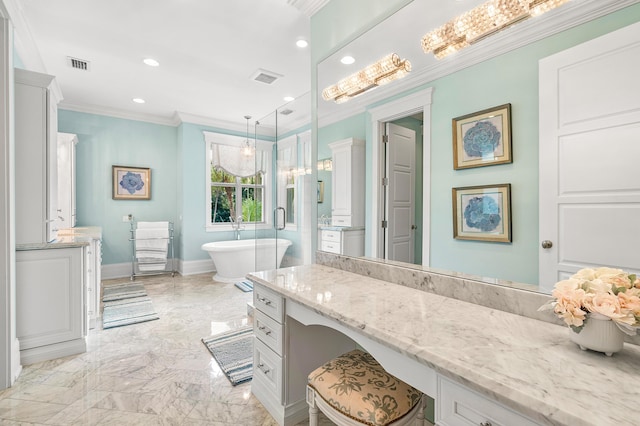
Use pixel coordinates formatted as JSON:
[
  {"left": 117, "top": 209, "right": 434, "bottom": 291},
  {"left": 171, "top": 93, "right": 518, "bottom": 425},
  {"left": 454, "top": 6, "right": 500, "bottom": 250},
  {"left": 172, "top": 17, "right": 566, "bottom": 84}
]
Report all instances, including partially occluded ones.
[
  {"left": 317, "top": 159, "right": 333, "bottom": 171},
  {"left": 421, "top": 0, "right": 570, "bottom": 59},
  {"left": 322, "top": 53, "right": 411, "bottom": 104}
]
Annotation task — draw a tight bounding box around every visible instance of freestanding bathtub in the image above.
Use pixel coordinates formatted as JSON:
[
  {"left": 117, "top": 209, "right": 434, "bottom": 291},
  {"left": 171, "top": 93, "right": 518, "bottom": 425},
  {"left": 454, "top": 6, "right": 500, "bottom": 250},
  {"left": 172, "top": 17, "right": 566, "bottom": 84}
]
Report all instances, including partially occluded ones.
[{"left": 201, "top": 238, "right": 292, "bottom": 283}]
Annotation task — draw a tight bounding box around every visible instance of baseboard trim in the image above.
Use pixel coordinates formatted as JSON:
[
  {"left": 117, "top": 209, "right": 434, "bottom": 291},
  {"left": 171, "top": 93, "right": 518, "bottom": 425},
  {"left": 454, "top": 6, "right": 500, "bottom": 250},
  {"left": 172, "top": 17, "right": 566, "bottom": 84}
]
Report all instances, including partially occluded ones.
[
  {"left": 19, "top": 338, "right": 86, "bottom": 365},
  {"left": 101, "top": 259, "right": 214, "bottom": 280},
  {"left": 11, "top": 338, "right": 22, "bottom": 384}
]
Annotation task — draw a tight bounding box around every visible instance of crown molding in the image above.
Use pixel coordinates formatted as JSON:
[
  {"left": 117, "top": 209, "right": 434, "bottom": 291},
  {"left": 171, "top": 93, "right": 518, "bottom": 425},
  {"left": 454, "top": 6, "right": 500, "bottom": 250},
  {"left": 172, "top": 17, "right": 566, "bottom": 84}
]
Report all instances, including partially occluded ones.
[
  {"left": 287, "top": 0, "right": 330, "bottom": 18},
  {"left": 60, "top": 101, "right": 178, "bottom": 126},
  {"left": 317, "top": 0, "right": 637, "bottom": 128}
]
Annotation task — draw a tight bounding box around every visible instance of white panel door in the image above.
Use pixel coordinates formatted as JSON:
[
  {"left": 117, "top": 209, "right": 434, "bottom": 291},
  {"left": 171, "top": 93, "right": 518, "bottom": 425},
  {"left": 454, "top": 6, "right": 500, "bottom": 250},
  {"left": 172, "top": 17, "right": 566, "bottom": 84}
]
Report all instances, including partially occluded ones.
[
  {"left": 386, "top": 123, "right": 416, "bottom": 263},
  {"left": 539, "top": 21, "right": 640, "bottom": 293}
]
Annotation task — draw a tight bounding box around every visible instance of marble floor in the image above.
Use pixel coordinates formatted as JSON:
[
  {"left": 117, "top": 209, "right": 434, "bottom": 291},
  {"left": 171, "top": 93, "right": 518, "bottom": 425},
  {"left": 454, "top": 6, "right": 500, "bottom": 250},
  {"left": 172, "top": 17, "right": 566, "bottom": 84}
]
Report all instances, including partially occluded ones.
[{"left": 0, "top": 273, "right": 333, "bottom": 425}]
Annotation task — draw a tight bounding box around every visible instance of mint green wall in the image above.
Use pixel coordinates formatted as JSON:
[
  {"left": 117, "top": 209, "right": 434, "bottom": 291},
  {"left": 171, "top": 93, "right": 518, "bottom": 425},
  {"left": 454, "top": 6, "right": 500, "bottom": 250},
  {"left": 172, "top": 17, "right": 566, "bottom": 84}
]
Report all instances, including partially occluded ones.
[
  {"left": 58, "top": 110, "right": 178, "bottom": 265},
  {"left": 313, "top": 3, "right": 640, "bottom": 286}
]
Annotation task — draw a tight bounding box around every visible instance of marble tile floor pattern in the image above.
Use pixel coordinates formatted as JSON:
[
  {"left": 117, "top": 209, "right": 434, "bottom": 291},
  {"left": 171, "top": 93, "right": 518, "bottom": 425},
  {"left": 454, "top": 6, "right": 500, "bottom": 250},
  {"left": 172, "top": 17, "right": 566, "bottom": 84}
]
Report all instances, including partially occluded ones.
[{"left": 0, "top": 273, "right": 333, "bottom": 425}]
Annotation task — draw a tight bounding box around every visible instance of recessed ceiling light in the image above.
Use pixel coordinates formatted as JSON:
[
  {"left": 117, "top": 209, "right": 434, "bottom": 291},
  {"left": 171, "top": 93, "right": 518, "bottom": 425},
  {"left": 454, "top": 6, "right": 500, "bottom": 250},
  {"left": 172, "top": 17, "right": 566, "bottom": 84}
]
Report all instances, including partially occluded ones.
[
  {"left": 296, "top": 39, "right": 308, "bottom": 48},
  {"left": 341, "top": 56, "right": 355, "bottom": 65},
  {"left": 284, "top": 96, "right": 295, "bottom": 102},
  {"left": 143, "top": 58, "right": 159, "bottom": 67},
  {"left": 132, "top": 98, "right": 145, "bottom": 104}
]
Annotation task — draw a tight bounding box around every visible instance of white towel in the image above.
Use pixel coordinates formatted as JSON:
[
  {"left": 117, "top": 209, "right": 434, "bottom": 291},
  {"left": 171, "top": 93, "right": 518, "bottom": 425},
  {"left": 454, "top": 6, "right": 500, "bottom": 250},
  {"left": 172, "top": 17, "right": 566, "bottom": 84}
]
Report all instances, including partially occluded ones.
[
  {"left": 137, "top": 221, "right": 170, "bottom": 229},
  {"left": 135, "top": 228, "right": 169, "bottom": 251}
]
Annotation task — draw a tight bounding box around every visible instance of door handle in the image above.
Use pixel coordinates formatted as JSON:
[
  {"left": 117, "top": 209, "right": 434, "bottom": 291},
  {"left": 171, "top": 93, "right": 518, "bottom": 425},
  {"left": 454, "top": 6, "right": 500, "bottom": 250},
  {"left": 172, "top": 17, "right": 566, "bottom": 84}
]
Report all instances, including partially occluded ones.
[
  {"left": 541, "top": 240, "right": 553, "bottom": 249},
  {"left": 274, "top": 207, "right": 286, "bottom": 230},
  {"left": 411, "top": 225, "right": 417, "bottom": 230}
]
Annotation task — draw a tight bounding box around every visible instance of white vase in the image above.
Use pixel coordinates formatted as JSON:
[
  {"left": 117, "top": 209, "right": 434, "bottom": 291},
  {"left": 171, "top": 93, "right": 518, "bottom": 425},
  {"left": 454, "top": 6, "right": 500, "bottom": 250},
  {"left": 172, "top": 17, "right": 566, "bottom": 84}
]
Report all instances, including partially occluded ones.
[{"left": 569, "top": 312, "right": 624, "bottom": 356}]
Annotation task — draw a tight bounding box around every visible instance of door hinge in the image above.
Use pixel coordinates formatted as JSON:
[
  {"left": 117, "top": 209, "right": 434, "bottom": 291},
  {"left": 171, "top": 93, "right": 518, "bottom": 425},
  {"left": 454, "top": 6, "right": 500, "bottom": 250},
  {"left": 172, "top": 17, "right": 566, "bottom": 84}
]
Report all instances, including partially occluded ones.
[
  {"left": 381, "top": 220, "right": 388, "bottom": 228},
  {"left": 382, "top": 135, "right": 389, "bottom": 143},
  {"left": 382, "top": 177, "right": 389, "bottom": 186}
]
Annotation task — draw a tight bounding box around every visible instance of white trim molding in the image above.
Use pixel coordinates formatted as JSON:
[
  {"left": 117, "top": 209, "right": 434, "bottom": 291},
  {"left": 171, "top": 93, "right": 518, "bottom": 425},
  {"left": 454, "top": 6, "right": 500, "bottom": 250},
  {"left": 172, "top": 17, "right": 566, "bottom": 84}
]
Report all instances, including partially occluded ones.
[{"left": 368, "top": 87, "right": 433, "bottom": 266}]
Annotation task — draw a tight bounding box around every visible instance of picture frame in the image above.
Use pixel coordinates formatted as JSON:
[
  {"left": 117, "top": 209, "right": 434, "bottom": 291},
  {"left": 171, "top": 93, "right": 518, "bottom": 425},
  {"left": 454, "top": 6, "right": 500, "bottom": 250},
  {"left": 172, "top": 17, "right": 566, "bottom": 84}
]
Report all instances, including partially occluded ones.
[
  {"left": 112, "top": 165, "right": 151, "bottom": 200},
  {"left": 452, "top": 183, "right": 511, "bottom": 243},
  {"left": 317, "top": 181, "right": 324, "bottom": 203},
  {"left": 452, "top": 103, "right": 512, "bottom": 170}
]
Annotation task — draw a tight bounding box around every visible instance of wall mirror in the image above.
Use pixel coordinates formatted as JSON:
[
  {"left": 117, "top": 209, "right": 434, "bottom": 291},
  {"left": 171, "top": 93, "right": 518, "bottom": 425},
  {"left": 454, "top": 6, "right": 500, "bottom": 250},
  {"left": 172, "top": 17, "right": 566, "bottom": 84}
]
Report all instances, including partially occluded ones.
[{"left": 315, "top": 0, "right": 635, "bottom": 294}]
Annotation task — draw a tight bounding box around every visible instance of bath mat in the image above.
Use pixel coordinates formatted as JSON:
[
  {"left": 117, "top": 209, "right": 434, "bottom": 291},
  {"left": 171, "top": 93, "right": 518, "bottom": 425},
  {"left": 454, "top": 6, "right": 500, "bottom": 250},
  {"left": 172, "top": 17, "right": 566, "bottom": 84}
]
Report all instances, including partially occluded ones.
[
  {"left": 234, "top": 280, "right": 253, "bottom": 292},
  {"left": 202, "top": 326, "right": 253, "bottom": 386},
  {"left": 102, "top": 283, "right": 159, "bottom": 329}
]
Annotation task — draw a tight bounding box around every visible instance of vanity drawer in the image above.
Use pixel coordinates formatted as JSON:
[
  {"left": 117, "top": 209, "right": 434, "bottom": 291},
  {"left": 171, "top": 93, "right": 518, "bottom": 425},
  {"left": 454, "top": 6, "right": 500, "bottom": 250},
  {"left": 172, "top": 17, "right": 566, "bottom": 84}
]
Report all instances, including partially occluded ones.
[
  {"left": 331, "top": 215, "right": 351, "bottom": 227},
  {"left": 320, "top": 240, "right": 341, "bottom": 254},
  {"left": 254, "top": 337, "right": 283, "bottom": 403},
  {"left": 254, "top": 309, "right": 284, "bottom": 356},
  {"left": 321, "top": 229, "right": 341, "bottom": 243},
  {"left": 436, "top": 376, "right": 538, "bottom": 426},
  {"left": 253, "top": 284, "right": 284, "bottom": 323}
]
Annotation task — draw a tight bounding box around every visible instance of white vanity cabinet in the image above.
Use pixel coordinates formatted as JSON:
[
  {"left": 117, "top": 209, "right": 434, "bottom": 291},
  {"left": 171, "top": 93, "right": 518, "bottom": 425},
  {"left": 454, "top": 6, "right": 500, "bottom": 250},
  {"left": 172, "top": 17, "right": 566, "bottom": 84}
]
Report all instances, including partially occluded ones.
[
  {"left": 15, "top": 68, "right": 59, "bottom": 245},
  {"left": 55, "top": 133, "right": 78, "bottom": 229},
  {"left": 436, "top": 376, "right": 538, "bottom": 426},
  {"left": 252, "top": 282, "right": 357, "bottom": 426},
  {"left": 85, "top": 238, "right": 102, "bottom": 329},
  {"left": 16, "top": 246, "right": 87, "bottom": 365},
  {"left": 319, "top": 228, "right": 364, "bottom": 256},
  {"left": 328, "top": 138, "right": 365, "bottom": 227}
]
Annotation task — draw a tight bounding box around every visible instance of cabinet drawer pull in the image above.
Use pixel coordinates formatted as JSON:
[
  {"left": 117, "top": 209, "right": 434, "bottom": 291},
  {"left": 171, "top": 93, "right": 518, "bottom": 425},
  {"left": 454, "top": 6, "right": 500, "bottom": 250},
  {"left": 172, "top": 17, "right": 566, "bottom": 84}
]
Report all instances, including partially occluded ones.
[
  {"left": 258, "top": 296, "right": 272, "bottom": 305},
  {"left": 257, "top": 363, "right": 270, "bottom": 374},
  {"left": 480, "top": 422, "right": 492, "bottom": 426},
  {"left": 258, "top": 325, "right": 272, "bottom": 335}
]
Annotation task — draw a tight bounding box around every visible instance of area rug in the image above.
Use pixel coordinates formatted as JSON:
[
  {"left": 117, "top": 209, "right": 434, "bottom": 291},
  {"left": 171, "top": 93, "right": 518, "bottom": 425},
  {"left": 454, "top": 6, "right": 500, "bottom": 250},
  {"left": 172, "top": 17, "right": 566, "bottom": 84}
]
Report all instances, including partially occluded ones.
[
  {"left": 201, "top": 326, "right": 253, "bottom": 385},
  {"left": 102, "top": 283, "right": 159, "bottom": 329},
  {"left": 234, "top": 280, "right": 253, "bottom": 292}
]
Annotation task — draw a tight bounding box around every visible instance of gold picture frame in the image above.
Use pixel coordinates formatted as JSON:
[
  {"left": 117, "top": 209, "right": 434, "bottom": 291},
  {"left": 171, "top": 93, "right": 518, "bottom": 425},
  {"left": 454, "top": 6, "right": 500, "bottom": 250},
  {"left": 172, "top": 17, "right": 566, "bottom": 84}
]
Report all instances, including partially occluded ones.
[
  {"left": 453, "top": 103, "right": 512, "bottom": 170},
  {"left": 112, "top": 165, "right": 151, "bottom": 200},
  {"left": 452, "top": 183, "right": 511, "bottom": 243}
]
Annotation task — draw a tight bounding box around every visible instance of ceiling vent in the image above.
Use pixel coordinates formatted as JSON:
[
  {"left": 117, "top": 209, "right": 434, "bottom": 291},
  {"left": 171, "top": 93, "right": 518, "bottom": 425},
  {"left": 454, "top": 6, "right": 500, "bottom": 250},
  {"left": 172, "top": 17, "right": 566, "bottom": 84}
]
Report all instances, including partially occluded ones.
[
  {"left": 250, "top": 68, "right": 283, "bottom": 85},
  {"left": 67, "top": 56, "right": 91, "bottom": 71},
  {"left": 280, "top": 109, "right": 294, "bottom": 115}
]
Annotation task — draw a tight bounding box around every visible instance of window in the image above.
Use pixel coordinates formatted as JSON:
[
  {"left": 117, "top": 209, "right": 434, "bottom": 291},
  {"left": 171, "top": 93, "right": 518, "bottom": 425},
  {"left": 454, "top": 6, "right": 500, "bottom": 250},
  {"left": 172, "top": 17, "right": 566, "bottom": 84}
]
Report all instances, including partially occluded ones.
[
  {"left": 277, "top": 136, "right": 297, "bottom": 230},
  {"left": 204, "top": 131, "right": 272, "bottom": 231},
  {"left": 210, "top": 169, "right": 264, "bottom": 224}
]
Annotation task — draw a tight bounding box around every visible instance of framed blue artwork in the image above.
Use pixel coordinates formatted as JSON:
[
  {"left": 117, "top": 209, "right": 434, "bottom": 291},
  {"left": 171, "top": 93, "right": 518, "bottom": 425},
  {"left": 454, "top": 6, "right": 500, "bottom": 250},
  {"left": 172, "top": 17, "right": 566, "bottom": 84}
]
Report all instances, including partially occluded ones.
[
  {"left": 452, "top": 183, "right": 511, "bottom": 243},
  {"left": 452, "top": 103, "right": 512, "bottom": 170},
  {"left": 112, "top": 165, "right": 151, "bottom": 200}
]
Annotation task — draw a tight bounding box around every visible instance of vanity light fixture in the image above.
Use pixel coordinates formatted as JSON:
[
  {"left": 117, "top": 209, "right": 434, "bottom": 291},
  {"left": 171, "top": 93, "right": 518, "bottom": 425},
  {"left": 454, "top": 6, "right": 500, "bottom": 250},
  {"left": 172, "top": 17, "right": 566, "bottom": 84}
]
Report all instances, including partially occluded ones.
[
  {"left": 241, "top": 115, "right": 255, "bottom": 157},
  {"left": 421, "top": 0, "right": 571, "bottom": 59},
  {"left": 322, "top": 53, "right": 411, "bottom": 104}
]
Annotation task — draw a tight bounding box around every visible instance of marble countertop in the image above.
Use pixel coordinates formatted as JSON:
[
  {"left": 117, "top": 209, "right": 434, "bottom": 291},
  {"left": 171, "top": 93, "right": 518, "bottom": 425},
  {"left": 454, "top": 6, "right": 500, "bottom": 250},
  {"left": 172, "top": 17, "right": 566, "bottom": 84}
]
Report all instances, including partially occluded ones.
[
  {"left": 248, "top": 264, "right": 640, "bottom": 426},
  {"left": 17, "top": 226, "right": 102, "bottom": 251}
]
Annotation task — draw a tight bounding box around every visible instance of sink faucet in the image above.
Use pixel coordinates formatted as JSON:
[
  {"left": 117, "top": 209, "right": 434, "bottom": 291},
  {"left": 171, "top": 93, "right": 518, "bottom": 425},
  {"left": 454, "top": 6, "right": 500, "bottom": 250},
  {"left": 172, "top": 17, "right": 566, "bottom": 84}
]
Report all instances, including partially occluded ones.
[{"left": 231, "top": 215, "right": 244, "bottom": 240}]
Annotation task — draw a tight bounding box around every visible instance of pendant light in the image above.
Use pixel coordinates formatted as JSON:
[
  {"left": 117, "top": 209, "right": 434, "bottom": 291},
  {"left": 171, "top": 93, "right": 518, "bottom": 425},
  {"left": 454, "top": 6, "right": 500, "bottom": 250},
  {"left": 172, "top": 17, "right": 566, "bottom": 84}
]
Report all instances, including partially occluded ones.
[{"left": 241, "top": 115, "right": 255, "bottom": 157}]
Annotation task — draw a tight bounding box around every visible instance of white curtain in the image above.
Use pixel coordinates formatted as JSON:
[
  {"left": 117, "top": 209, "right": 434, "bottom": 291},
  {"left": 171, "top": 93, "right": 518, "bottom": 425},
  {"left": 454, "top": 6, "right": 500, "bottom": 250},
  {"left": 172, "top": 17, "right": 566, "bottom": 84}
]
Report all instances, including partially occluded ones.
[{"left": 211, "top": 143, "right": 267, "bottom": 178}]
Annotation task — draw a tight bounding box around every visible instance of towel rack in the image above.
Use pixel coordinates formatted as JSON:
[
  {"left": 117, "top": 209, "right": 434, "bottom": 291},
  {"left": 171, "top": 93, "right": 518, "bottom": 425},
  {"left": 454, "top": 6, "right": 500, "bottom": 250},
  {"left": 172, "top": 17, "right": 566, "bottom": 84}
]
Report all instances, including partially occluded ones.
[{"left": 129, "top": 221, "right": 176, "bottom": 280}]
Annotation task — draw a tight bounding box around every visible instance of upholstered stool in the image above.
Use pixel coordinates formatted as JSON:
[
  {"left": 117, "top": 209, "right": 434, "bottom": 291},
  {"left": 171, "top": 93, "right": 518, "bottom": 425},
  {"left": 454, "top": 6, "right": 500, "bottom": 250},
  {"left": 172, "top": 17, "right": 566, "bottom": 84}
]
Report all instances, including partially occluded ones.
[{"left": 307, "top": 349, "right": 425, "bottom": 426}]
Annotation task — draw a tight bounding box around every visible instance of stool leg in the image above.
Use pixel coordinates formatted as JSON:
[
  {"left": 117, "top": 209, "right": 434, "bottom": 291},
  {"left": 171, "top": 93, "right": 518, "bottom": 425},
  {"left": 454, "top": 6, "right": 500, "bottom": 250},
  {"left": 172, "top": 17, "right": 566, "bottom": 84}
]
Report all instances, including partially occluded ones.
[
  {"left": 417, "top": 394, "right": 426, "bottom": 426},
  {"left": 307, "top": 386, "right": 319, "bottom": 426}
]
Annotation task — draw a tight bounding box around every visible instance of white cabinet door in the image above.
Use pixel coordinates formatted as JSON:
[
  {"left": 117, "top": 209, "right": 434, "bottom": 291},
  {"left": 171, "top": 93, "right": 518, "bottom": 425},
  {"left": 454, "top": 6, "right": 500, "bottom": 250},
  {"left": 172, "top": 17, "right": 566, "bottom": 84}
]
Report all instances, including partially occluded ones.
[
  {"left": 538, "top": 21, "right": 640, "bottom": 292},
  {"left": 329, "top": 138, "right": 365, "bottom": 227},
  {"left": 15, "top": 69, "right": 58, "bottom": 244},
  {"left": 56, "top": 133, "right": 78, "bottom": 229},
  {"left": 16, "top": 247, "right": 85, "bottom": 350}
]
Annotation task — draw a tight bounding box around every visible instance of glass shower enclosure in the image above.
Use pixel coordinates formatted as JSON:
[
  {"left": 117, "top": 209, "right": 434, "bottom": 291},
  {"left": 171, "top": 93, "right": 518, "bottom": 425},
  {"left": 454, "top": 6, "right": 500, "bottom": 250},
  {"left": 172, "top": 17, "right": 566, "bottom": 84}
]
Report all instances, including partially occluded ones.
[{"left": 252, "top": 92, "right": 312, "bottom": 274}]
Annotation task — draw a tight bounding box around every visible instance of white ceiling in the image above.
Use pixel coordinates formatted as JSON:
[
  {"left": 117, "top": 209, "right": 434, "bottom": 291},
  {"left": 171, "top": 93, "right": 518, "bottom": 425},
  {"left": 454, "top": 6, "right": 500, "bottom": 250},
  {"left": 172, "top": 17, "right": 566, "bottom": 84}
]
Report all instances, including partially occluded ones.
[{"left": 12, "top": 0, "right": 323, "bottom": 127}]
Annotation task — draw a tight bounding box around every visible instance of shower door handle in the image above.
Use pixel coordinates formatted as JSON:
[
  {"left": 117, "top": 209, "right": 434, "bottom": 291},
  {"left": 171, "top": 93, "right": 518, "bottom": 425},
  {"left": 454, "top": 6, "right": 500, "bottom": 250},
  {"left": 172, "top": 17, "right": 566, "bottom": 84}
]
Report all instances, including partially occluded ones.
[{"left": 274, "top": 207, "right": 286, "bottom": 230}]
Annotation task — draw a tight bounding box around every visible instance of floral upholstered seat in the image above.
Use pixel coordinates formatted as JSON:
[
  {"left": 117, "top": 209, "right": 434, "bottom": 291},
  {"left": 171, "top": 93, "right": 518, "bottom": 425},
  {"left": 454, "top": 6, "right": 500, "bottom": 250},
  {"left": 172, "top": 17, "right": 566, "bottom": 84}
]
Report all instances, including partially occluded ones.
[{"left": 307, "top": 349, "right": 424, "bottom": 426}]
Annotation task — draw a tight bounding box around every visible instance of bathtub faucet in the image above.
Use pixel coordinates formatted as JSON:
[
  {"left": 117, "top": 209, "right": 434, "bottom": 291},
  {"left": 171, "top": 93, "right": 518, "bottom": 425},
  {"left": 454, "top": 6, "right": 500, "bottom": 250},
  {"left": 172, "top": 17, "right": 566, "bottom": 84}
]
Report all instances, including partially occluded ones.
[{"left": 231, "top": 215, "right": 244, "bottom": 240}]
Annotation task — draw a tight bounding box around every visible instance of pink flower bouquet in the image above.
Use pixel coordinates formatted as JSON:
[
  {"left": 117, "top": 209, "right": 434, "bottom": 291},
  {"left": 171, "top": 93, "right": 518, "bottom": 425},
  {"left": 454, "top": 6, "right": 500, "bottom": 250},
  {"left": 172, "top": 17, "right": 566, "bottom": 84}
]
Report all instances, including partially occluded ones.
[{"left": 539, "top": 267, "right": 640, "bottom": 335}]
